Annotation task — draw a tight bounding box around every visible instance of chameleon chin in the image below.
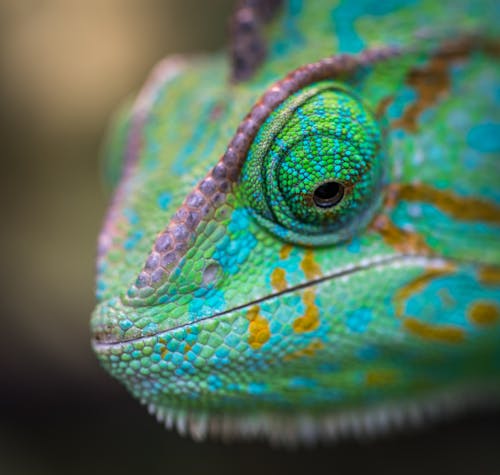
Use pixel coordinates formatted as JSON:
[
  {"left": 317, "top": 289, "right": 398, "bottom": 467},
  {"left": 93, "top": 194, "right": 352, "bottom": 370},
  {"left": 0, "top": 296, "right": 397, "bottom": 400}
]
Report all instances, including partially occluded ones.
[{"left": 91, "top": 0, "right": 500, "bottom": 445}]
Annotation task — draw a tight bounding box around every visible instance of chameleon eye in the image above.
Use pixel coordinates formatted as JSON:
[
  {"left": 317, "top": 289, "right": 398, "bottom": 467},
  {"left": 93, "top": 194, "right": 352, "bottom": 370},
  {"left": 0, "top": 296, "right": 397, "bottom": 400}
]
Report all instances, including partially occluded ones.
[{"left": 240, "top": 81, "right": 385, "bottom": 246}]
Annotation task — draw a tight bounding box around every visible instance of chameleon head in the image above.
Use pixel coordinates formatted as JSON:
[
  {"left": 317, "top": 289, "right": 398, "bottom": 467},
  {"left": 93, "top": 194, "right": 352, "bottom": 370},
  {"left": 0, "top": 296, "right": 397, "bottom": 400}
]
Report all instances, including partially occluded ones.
[{"left": 91, "top": 40, "right": 500, "bottom": 442}]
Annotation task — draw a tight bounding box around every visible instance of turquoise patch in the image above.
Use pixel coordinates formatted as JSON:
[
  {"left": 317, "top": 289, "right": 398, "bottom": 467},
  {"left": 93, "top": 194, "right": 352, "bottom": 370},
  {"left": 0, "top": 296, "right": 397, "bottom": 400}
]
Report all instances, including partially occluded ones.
[
  {"left": 248, "top": 382, "right": 267, "bottom": 395},
  {"left": 289, "top": 377, "right": 318, "bottom": 389},
  {"left": 346, "top": 308, "right": 373, "bottom": 333},
  {"left": 124, "top": 230, "right": 144, "bottom": 251},
  {"left": 157, "top": 192, "right": 172, "bottom": 210},
  {"left": 467, "top": 123, "right": 500, "bottom": 153},
  {"left": 119, "top": 319, "right": 133, "bottom": 331},
  {"left": 332, "top": 0, "right": 416, "bottom": 53}
]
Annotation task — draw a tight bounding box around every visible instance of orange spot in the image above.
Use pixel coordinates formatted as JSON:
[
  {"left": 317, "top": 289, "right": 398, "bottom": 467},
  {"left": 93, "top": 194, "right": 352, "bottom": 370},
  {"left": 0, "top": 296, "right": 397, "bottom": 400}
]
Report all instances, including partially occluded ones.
[
  {"left": 395, "top": 183, "right": 500, "bottom": 224},
  {"left": 393, "top": 267, "right": 455, "bottom": 317},
  {"left": 246, "top": 306, "right": 270, "bottom": 350},
  {"left": 284, "top": 340, "right": 323, "bottom": 361},
  {"left": 279, "top": 243, "right": 293, "bottom": 259},
  {"left": 293, "top": 289, "right": 320, "bottom": 333},
  {"left": 404, "top": 317, "right": 464, "bottom": 343},
  {"left": 300, "top": 249, "right": 322, "bottom": 280},
  {"left": 479, "top": 266, "right": 500, "bottom": 286},
  {"left": 468, "top": 301, "right": 499, "bottom": 326},
  {"left": 270, "top": 267, "right": 287, "bottom": 292},
  {"left": 392, "top": 58, "right": 451, "bottom": 132},
  {"left": 391, "top": 38, "right": 481, "bottom": 133},
  {"left": 375, "top": 95, "right": 394, "bottom": 119},
  {"left": 371, "top": 214, "right": 431, "bottom": 255},
  {"left": 365, "top": 369, "right": 397, "bottom": 387}
]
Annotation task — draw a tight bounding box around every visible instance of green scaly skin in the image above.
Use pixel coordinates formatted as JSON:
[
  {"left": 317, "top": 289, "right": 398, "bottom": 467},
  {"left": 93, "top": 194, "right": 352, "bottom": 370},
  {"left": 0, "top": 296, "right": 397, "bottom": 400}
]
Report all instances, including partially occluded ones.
[{"left": 91, "top": 0, "right": 500, "bottom": 443}]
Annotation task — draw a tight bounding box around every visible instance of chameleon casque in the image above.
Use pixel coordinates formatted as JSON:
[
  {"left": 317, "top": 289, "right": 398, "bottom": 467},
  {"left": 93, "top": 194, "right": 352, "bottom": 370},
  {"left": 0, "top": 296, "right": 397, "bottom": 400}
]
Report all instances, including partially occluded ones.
[{"left": 91, "top": 0, "right": 500, "bottom": 444}]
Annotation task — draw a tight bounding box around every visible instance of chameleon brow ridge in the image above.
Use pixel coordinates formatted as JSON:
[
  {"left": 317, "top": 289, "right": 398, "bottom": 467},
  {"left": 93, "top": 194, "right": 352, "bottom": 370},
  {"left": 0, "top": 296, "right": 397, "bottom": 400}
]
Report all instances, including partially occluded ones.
[
  {"left": 96, "top": 254, "right": 450, "bottom": 348},
  {"left": 124, "top": 35, "right": 490, "bottom": 307}
]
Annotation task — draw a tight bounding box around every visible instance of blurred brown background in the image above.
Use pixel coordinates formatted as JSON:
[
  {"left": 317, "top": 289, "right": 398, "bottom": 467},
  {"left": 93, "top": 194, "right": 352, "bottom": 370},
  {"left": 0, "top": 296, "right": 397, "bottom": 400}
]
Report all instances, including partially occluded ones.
[{"left": 0, "top": 1, "right": 498, "bottom": 474}]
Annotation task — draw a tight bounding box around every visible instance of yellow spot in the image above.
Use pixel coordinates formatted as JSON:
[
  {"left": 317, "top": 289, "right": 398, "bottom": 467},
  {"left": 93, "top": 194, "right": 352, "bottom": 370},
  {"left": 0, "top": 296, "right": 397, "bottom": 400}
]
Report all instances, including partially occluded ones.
[
  {"left": 365, "top": 369, "right": 397, "bottom": 387},
  {"left": 183, "top": 343, "right": 192, "bottom": 354},
  {"left": 159, "top": 338, "right": 168, "bottom": 359},
  {"left": 479, "top": 266, "right": 500, "bottom": 286},
  {"left": 246, "top": 306, "right": 270, "bottom": 350},
  {"left": 404, "top": 317, "right": 464, "bottom": 343},
  {"left": 284, "top": 340, "right": 324, "bottom": 361},
  {"left": 300, "top": 249, "right": 322, "bottom": 280},
  {"left": 271, "top": 267, "right": 287, "bottom": 292},
  {"left": 468, "top": 301, "right": 499, "bottom": 326},
  {"left": 293, "top": 289, "right": 320, "bottom": 333},
  {"left": 279, "top": 243, "right": 293, "bottom": 260},
  {"left": 393, "top": 267, "right": 455, "bottom": 317}
]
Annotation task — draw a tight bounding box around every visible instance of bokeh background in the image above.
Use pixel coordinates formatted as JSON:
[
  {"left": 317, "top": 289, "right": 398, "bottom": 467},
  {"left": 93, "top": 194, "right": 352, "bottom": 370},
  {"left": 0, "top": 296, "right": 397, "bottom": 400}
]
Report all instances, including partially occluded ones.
[{"left": 0, "top": 1, "right": 498, "bottom": 474}]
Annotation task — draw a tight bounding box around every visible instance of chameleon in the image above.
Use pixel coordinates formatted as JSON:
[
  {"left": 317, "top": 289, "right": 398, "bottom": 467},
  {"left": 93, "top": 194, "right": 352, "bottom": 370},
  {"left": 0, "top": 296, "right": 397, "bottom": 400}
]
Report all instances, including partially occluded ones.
[{"left": 91, "top": 0, "right": 500, "bottom": 444}]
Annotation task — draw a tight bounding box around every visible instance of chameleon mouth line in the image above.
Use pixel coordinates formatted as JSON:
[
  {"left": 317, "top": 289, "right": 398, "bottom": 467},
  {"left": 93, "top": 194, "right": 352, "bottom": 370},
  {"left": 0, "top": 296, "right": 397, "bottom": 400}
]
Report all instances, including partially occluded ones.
[{"left": 93, "top": 253, "right": 450, "bottom": 349}]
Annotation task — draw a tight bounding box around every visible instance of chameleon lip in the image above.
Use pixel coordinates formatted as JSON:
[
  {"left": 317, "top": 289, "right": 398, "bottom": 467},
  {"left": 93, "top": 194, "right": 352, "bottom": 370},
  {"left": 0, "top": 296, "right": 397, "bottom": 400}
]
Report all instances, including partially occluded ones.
[{"left": 92, "top": 253, "right": 451, "bottom": 348}]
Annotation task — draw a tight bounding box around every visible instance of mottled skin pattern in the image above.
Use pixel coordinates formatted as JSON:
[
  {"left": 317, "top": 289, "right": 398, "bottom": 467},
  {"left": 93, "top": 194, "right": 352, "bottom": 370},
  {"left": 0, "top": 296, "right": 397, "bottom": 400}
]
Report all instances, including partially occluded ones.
[{"left": 91, "top": 0, "right": 500, "bottom": 443}]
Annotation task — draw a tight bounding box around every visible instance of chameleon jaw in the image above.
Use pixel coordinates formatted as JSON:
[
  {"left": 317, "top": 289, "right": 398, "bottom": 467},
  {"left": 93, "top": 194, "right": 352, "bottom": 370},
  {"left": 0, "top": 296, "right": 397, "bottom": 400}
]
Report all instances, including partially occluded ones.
[
  {"left": 91, "top": 253, "right": 452, "bottom": 348},
  {"left": 91, "top": 250, "right": 499, "bottom": 445}
]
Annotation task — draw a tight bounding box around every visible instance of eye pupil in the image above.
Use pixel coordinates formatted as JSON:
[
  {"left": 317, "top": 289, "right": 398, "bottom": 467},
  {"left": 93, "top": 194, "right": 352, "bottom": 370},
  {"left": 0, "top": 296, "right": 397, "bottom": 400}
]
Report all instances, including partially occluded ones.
[{"left": 313, "top": 181, "right": 344, "bottom": 208}]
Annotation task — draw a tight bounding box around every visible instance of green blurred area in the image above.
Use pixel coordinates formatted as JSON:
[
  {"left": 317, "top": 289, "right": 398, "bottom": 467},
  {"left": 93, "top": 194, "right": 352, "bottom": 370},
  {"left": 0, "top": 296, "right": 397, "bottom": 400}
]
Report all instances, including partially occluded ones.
[
  {"left": 0, "top": 1, "right": 498, "bottom": 474},
  {"left": 0, "top": 0, "right": 235, "bottom": 378}
]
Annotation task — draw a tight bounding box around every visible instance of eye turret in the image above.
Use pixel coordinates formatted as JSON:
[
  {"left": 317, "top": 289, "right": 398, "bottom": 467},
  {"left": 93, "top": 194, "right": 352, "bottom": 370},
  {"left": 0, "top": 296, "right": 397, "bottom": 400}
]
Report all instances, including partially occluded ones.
[{"left": 240, "top": 81, "right": 385, "bottom": 246}]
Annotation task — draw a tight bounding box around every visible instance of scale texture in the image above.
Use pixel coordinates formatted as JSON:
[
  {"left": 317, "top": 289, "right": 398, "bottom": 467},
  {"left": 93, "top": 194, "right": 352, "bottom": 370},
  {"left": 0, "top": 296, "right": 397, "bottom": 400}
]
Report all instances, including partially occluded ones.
[{"left": 91, "top": 0, "right": 500, "bottom": 443}]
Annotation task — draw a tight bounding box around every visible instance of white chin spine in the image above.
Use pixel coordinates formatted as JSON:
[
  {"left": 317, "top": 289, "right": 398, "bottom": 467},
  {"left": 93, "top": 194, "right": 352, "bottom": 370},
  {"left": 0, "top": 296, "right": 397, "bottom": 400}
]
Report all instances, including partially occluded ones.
[{"left": 144, "top": 387, "right": 500, "bottom": 447}]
